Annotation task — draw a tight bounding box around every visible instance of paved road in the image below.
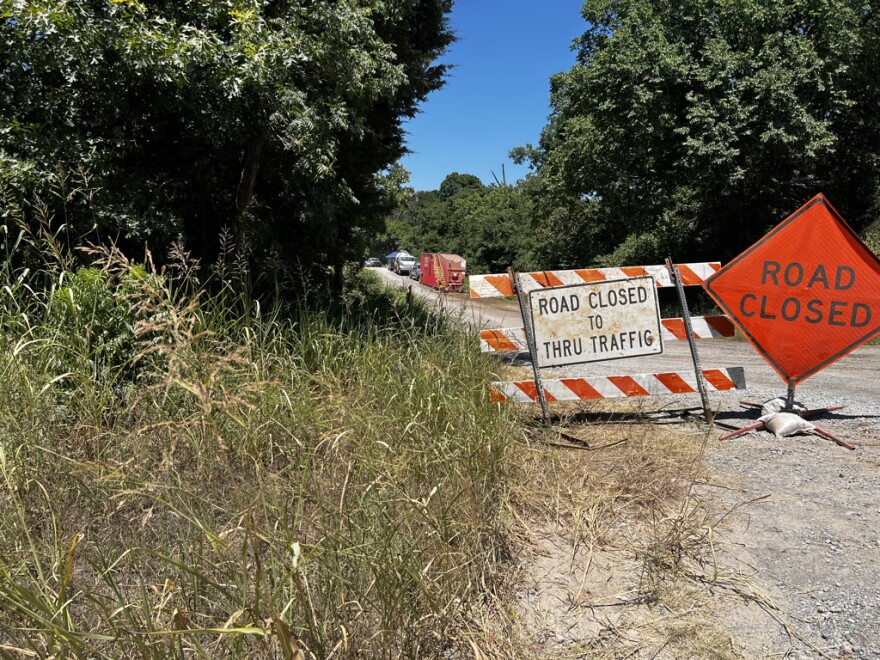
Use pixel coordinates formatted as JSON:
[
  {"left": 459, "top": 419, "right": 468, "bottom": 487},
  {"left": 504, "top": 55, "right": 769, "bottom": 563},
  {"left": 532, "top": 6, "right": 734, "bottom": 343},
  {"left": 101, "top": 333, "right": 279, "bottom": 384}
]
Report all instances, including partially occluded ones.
[{"left": 372, "top": 266, "right": 523, "bottom": 329}]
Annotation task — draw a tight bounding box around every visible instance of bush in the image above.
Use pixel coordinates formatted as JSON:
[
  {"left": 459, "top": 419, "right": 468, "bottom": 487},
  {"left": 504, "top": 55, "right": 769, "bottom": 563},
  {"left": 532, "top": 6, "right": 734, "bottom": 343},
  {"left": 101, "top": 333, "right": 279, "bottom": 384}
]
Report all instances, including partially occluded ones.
[{"left": 44, "top": 266, "right": 145, "bottom": 380}]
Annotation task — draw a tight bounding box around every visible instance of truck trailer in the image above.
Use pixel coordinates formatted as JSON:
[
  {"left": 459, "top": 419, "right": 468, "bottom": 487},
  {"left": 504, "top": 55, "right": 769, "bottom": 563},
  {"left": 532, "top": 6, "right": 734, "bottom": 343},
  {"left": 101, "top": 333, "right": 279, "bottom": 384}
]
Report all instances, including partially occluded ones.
[{"left": 418, "top": 253, "right": 466, "bottom": 292}]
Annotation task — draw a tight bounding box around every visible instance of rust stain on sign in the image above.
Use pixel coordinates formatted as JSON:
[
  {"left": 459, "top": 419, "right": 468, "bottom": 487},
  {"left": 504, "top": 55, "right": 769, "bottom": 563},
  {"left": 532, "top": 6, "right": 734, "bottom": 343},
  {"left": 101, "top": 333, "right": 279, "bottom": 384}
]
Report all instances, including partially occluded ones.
[{"left": 528, "top": 276, "right": 664, "bottom": 368}]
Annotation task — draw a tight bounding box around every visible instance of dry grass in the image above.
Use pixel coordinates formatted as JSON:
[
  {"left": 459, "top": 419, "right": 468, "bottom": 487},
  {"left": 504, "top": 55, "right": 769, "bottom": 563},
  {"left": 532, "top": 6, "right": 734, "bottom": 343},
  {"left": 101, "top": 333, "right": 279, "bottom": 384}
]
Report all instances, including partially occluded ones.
[
  {"left": 0, "top": 234, "right": 523, "bottom": 658},
  {"left": 0, "top": 220, "right": 806, "bottom": 658},
  {"left": 510, "top": 412, "right": 709, "bottom": 549}
]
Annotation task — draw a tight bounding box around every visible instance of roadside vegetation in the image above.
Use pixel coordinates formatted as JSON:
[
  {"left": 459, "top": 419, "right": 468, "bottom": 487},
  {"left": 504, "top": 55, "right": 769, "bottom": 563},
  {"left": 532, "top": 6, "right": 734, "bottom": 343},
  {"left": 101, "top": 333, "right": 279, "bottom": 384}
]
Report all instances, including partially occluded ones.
[
  {"left": 0, "top": 1, "right": 453, "bottom": 292},
  {"left": 0, "top": 222, "right": 755, "bottom": 658},
  {"left": 0, "top": 224, "right": 521, "bottom": 657}
]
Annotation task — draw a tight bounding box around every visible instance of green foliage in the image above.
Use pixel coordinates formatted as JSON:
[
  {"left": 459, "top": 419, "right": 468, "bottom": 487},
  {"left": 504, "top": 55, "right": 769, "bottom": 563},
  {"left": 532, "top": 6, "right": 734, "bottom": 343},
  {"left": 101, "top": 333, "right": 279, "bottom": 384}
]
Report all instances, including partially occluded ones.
[
  {"left": 438, "top": 171, "right": 484, "bottom": 199},
  {"left": 0, "top": 243, "right": 518, "bottom": 657},
  {"left": 518, "top": 0, "right": 880, "bottom": 267},
  {"left": 0, "top": 0, "right": 453, "bottom": 290},
  {"left": 864, "top": 216, "right": 880, "bottom": 254},
  {"left": 46, "top": 267, "right": 142, "bottom": 380},
  {"left": 375, "top": 172, "right": 537, "bottom": 273},
  {"left": 456, "top": 184, "right": 536, "bottom": 273}
]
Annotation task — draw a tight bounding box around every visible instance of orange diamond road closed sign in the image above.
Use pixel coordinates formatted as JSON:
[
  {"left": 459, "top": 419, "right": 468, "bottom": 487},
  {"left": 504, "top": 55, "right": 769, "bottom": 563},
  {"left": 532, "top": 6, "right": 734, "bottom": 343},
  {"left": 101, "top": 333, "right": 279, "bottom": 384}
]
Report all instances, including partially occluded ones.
[{"left": 703, "top": 193, "right": 880, "bottom": 383}]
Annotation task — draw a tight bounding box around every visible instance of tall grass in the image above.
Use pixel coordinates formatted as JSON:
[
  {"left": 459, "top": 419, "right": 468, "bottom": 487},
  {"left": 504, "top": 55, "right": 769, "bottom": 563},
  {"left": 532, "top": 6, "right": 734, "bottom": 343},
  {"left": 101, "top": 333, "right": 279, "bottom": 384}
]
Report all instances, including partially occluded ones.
[{"left": 0, "top": 225, "right": 520, "bottom": 657}]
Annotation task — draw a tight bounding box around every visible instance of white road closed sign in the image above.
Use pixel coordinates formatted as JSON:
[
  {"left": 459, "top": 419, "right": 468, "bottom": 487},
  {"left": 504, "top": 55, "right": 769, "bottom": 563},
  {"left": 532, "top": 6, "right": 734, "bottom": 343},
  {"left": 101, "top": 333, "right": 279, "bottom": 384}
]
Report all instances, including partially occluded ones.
[{"left": 528, "top": 276, "right": 664, "bottom": 368}]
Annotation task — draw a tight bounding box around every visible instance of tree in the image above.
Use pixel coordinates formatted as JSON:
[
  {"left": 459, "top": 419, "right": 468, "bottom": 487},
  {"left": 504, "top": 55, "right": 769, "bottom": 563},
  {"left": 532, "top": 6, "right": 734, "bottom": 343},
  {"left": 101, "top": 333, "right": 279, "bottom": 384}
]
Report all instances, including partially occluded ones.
[
  {"left": 455, "top": 184, "right": 536, "bottom": 273},
  {"left": 378, "top": 171, "right": 537, "bottom": 274},
  {"left": 438, "top": 172, "right": 483, "bottom": 199},
  {"left": 0, "top": 0, "right": 453, "bottom": 292},
  {"left": 375, "top": 172, "right": 485, "bottom": 258},
  {"left": 516, "top": 0, "right": 880, "bottom": 267},
  {"left": 366, "top": 163, "right": 416, "bottom": 257}
]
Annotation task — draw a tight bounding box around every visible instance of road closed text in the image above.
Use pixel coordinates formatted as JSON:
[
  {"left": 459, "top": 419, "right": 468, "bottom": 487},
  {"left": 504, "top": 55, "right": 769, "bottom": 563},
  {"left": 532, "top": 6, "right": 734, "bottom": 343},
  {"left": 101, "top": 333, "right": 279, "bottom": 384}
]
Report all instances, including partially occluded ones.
[
  {"left": 529, "top": 277, "right": 663, "bottom": 368},
  {"left": 738, "top": 261, "right": 872, "bottom": 327},
  {"left": 534, "top": 284, "right": 650, "bottom": 316}
]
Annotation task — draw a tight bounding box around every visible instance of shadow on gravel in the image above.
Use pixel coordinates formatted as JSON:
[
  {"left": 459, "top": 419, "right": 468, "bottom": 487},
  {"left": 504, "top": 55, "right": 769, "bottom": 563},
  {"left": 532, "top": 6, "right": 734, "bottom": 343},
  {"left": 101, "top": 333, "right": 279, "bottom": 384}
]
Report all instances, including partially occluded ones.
[
  {"left": 712, "top": 409, "right": 880, "bottom": 423},
  {"left": 495, "top": 351, "right": 533, "bottom": 366},
  {"left": 536, "top": 407, "right": 706, "bottom": 427}
]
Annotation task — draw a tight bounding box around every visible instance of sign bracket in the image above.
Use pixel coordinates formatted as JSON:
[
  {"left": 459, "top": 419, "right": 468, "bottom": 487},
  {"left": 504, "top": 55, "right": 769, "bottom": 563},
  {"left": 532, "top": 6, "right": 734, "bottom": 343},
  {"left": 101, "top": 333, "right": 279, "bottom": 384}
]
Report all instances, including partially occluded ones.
[
  {"left": 731, "top": 398, "right": 853, "bottom": 448},
  {"left": 785, "top": 381, "right": 797, "bottom": 411},
  {"left": 717, "top": 415, "right": 855, "bottom": 450},
  {"left": 666, "top": 257, "right": 714, "bottom": 425}
]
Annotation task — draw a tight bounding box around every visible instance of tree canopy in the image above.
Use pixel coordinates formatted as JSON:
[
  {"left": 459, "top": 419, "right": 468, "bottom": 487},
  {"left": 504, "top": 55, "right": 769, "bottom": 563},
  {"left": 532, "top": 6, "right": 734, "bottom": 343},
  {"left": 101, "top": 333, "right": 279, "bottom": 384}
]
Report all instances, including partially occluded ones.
[
  {"left": 0, "top": 0, "right": 453, "bottom": 290},
  {"left": 373, "top": 171, "right": 537, "bottom": 274},
  {"left": 515, "top": 0, "right": 880, "bottom": 268}
]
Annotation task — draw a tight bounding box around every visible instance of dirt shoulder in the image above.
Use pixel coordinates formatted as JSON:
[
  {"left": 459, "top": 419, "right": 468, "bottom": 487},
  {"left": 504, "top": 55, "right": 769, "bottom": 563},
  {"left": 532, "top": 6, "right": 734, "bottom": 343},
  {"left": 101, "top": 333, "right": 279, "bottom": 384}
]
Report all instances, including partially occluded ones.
[{"left": 494, "top": 411, "right": 880, "bottom": 659}]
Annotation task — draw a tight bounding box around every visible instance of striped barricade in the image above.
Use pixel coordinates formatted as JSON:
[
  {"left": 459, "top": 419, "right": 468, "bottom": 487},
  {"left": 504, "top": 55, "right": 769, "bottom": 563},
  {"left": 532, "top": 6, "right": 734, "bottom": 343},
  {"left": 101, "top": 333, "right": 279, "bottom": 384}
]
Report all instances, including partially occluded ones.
[
  {"left": 490, "top": 367, "right": 746, "bottom": 404},
  {"left": 469, "top": 262, "right": 721, "bottom": 298},
  {"left": 479, "top": 315, "right": 735, "bottom": 352}
]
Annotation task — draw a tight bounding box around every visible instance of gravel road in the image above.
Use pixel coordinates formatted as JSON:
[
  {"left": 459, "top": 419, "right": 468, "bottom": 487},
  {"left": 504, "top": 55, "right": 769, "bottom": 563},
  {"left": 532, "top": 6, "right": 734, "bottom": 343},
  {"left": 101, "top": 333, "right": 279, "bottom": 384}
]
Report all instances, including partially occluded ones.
[
  {"left": 373, "top": 266, "right": 880, "bottom": 657},
  {"left": 373, "top": 267, "right": 524, "bottom": 329},
  {"left": 374, "top": 266, "right": 880, "bottom": 416}
]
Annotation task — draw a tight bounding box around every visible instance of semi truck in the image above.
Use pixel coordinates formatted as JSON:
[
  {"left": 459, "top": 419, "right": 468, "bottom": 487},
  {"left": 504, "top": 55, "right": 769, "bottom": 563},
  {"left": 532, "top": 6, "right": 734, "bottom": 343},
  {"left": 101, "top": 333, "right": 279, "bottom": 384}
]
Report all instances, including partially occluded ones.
[{"left": 385, "top": 250, "right": 416, "bottom": 275}]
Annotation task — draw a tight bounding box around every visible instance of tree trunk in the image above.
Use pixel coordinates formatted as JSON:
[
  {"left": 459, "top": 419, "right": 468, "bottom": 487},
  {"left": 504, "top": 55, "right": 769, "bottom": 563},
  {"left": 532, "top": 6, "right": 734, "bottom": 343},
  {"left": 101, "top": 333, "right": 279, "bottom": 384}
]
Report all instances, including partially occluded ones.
[{"left": 236, "top": 137, "right": 263, "bottom": 220}]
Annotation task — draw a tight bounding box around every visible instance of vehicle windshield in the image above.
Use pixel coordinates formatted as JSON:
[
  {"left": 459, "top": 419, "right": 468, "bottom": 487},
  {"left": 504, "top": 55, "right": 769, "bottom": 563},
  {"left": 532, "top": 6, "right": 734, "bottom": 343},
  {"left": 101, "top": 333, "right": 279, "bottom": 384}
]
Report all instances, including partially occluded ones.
[{"left": 400, "top": 257, "right": 415, "bottom": 263}]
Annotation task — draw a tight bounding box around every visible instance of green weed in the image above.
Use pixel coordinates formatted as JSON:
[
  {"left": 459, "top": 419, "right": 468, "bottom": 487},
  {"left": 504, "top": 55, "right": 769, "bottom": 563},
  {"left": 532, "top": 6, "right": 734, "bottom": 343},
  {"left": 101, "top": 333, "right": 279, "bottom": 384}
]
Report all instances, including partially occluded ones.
[{"left": 0, "top": 234, "right": 520, "bottom": 657}]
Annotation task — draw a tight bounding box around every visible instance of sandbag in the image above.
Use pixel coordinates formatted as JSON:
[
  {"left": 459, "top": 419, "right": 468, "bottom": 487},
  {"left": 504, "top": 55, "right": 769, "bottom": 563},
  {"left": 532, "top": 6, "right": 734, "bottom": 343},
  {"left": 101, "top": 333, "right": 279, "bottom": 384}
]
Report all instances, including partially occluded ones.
[
  {"left": 760, "top": 397, "right": 807, "bottom": 416},
  {"left": 758, "top": 412, "right": 815, "bottom": 437}
]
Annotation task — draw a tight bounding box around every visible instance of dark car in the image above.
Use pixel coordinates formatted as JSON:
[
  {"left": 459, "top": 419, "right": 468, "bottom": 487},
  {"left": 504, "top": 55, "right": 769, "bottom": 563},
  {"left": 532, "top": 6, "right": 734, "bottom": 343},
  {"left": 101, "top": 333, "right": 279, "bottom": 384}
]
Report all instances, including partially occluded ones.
[
  {"left": 364, "top": 257, "right": 382, "bottom": 267},
  {"left": 409, "top": 263, "right": 421, "bottom": 281}
]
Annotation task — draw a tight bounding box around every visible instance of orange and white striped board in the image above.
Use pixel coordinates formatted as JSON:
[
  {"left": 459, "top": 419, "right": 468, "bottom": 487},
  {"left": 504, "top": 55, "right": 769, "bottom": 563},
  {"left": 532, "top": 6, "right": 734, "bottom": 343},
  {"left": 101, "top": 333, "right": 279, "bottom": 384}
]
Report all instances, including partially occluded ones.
[
  {"left": 479, "top": 315, "right": 735, "bottom": 353},
  {"left": 469, "top": 262, "right": 721, "bottom": 298},
  {"left": 490, "top": 367, "right": 746, "bottom": 404}
]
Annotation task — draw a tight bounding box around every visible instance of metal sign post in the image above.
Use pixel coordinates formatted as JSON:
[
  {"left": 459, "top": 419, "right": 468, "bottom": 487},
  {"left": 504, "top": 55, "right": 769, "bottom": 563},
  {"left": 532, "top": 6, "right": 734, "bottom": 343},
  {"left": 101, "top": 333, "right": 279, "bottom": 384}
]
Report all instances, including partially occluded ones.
[
  {"left": 666, "top": 257, "right": 714, "bottom": 425},
  {"left": 508, "top": 266, "right": 551, "bottom": 425},
  {"left": 785, "top": 380, "right": 797, "bottom": 411}
]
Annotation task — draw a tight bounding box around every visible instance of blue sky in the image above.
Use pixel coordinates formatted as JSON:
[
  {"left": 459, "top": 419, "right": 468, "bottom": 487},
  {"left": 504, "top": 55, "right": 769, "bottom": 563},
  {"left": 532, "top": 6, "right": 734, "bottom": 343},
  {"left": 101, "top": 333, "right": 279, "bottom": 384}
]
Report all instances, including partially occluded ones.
[{"left": 399, "top": 1, "right": 585, "bottom": 191}]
